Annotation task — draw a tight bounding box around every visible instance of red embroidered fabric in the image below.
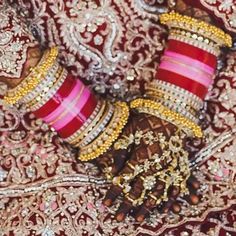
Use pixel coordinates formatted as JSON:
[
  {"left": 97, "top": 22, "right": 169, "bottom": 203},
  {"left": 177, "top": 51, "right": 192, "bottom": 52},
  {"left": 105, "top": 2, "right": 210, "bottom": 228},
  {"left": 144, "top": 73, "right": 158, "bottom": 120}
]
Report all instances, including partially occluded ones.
[{"left": 0, "top": 1, "right": 236, "bottom": 235}]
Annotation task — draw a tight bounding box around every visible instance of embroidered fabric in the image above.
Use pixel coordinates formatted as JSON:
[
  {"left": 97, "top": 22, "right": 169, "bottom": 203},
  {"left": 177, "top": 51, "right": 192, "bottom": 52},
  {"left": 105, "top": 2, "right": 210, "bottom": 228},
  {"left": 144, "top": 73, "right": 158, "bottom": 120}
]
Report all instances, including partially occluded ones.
[
  {"left": 0, "top": 0, "right": 236, "bottom": 235},
  {"left": 0, "top": 1, "right": 38, "bottom": 79}
]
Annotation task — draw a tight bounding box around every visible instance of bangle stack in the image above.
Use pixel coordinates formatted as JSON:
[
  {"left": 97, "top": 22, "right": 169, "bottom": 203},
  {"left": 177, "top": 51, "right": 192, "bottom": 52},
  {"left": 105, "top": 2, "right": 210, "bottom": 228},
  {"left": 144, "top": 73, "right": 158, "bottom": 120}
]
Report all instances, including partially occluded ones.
[
  {"left": 130, "top": 99, "right": 203, "bottom": 138},
  {"left": 4, "top": 47, "right": 130, "bottom": 162},
  {"left": 135, "top": 12, "right": 233, "bottom": 138}
]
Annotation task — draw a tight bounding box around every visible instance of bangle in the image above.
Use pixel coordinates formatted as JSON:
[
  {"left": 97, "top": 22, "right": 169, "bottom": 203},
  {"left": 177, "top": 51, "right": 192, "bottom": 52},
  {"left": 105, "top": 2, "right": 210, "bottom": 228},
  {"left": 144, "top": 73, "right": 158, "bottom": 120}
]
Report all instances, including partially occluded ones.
[
  {"left": 30, "top": 68, "right": 68, "bottom": 112},
  {"left": 64, "top": 100, "right": 103, "bottom": 142},
  {"left": 78, "top": 101, "right": 129, "bottom": 162},
  {"left": 130, "top": 98, "right": 203, "bottom": 138},
  {"left": 69, "top": 100, "right": 107, "bottom": 146},
  {"left": 24, "top": 63, "right": 62, "bottom": 108},
  {"left": 160, "top": 12, "right": 232, "bottom": 48},
  {"left": 167, "top": 40, "right": 217, "bottom": 68},
  {"left": 146, "top": 80, "right": 203, "bottom": 110},
  {"left": 168, "top": 31, "right": 220, "bottom": 56},
  {"left": 4, "top": 47, "right": 58, "bottom": 105},
  {"left": 79, "top": 102, "right": 114, "bottom": 147},
  {"left": 156, "top": 69, "right": 209, "bottom": 99}
]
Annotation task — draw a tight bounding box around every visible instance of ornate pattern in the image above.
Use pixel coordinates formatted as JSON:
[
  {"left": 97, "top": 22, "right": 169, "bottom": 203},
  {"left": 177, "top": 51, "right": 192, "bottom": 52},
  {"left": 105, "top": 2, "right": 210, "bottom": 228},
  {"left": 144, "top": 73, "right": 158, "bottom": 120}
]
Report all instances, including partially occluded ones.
[
  {"left": 198, "top": 0, "right": 236, "bottom": 33},
  {"left": 0, "top": 1, "right": 38, "bottom": 79}
]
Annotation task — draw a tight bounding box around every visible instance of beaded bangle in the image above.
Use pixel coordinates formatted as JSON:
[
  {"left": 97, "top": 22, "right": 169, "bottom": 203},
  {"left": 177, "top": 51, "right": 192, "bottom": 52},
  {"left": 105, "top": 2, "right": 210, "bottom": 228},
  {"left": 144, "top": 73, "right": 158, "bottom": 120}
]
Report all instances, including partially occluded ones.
[
  {"left": 4, "top": 47, "right": 58, "bottom": 105},
  {"left": 23, "top": 63, "right": 62, "bottom": 108},
  {"left": 160, "top": 12, "right": 232, "bottom": 48},
  {"left": 146, "top": 80, "right": 203, "bottom": 110},
  {"left": 30, "top": 68, "right": 68, "bottom": 112},
  {"left": 78, "top": 101, "right": 130, "bottom": 162},
  {"left": 130, "top": 99, "right": 203, "bottom": 138}
]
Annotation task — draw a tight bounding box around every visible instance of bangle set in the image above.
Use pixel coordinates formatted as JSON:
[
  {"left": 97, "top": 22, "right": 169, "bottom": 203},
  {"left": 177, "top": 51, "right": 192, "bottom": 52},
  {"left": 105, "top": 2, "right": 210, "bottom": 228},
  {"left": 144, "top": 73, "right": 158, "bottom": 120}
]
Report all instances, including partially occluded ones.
[
  {"left": 160, "top": 12, "right": 232, "bottom": 48},
  {"left": 4, "top": 47, "right": 59, "bottom": 105},
  {"left": 4, "top": 46, "right": 130, "bottom": 162},
  {"left": 130, "top": 98, "right": 203, "bottom": 138},
  {"left": 78, "top": 101, "right": 129, "bottom": 162},
  {"left": 134, "top": 12, "right": 232, "bottom": 140}
]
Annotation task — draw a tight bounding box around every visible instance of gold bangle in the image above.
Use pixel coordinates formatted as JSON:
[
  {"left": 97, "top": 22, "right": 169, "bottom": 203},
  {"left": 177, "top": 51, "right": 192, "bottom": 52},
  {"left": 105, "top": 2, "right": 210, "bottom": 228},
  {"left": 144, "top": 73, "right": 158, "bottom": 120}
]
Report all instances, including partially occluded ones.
[
  {"left": 130, "top": 98, "right": 203, "bottom": 138},
  {"left": 78, "top": 101, "right": 129, "bottom": 162},
  {"left": 4, "top": 47, "right": 58, "bottom": 105},
  {"left": 160, "top": 11, "right": 232, "bottom": 48},
  {"left": 26, "top": 66, "right": 63, "bottom": 109}
]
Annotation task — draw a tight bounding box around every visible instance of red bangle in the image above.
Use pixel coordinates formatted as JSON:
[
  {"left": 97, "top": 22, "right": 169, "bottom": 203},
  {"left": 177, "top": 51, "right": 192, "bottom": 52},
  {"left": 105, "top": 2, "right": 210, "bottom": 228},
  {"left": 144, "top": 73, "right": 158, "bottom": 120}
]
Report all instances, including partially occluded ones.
[
  {"left": 58, "top": 94, "right": 97, "bottom": 139},
  {"left": 156, "top": 69, "right": 208, "bottom": 99},
  {"left": 167, "top": 40, "right": 217, "bottom": 69},
  {"left": 34, "top": 74, "right": 76, "bottom": 118}
]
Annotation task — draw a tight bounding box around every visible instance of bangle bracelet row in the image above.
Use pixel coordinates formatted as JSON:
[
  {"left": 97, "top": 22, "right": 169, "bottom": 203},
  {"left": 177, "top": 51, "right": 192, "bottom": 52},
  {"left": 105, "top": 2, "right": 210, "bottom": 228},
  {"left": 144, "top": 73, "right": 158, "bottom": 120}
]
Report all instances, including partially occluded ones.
[
  {"left": 160, "top": 12, "right": 232, "bottom": 48},
  {"left": 4, "top": 47, "right": 58, "bottom": 105},
  {"left": 78, "top": 101, "right": 130, "bottom": 162},
  {"left": 146, "top": 80, "right": 203, "bottom": 110},
  {"left": 130, "top": 99, "right": 203, "bottom": 138}
]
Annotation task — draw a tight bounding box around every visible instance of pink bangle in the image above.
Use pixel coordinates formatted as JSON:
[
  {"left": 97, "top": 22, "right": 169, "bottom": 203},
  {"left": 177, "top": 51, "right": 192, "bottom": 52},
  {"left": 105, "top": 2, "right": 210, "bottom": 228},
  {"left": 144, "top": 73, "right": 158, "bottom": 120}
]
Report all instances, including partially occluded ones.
[
  {"left": 51, "top": 86, "right": 91, "bottom": 130},
  {"left": 164, "top": 51, "right": 215, "bottom": 74},
  {"left": 43, "top": 80, "right": 84, "bottom": 124},
  {"left": 159, "top": 58, "right": 213, "bottom": 88}
]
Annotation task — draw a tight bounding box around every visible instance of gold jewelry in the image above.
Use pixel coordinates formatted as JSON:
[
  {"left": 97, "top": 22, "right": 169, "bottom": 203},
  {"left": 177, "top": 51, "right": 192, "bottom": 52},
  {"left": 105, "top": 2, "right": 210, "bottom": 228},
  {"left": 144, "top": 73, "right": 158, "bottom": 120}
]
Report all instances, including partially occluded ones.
[
  {"left": 113, "top": 134, "right": 134, "bottom": 150},
  {"left": 130, "top": 99, "right": 203, "bottom": 138},
  {"left": 4, "top": 47, "right": 58, "bottom": 105},
  {"left": 25, "top": 65, "right": 63, "bottom": 109},
  {"left": 78, "top": 101, "right": 129, "bottom": 161},
  {"left": 160, "top": 12, "right": 232, "bottom": 48},
  {"left": 112, "top": 130, "right": 191, "bottom": 206}
]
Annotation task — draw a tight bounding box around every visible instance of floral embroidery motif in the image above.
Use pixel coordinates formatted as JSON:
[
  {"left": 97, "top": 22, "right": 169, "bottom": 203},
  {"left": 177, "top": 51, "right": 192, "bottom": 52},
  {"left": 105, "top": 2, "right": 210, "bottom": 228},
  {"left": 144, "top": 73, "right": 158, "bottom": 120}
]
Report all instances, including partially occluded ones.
[
  {"left": 0, "top": 2, "right": 38, "bottom": 79},
  {"left": 199, "top": 0, "right": 236, "bottom": 32}
]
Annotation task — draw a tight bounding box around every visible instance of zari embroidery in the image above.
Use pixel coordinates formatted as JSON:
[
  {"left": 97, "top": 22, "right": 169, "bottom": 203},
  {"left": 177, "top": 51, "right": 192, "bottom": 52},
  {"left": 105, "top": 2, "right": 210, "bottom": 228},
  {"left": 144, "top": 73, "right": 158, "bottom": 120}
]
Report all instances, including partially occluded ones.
[{"left": 0, "top": 2, "right": 38, "bottom": 79}]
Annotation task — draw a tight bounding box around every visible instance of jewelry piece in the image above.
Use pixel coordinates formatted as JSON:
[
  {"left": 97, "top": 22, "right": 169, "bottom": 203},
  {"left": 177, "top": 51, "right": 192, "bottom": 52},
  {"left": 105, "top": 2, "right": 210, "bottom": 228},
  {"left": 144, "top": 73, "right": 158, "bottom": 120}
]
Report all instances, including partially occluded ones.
[
  {"left": 130, "top": 99, "right": 203, "bottom": 138},
  {"left": 78, "top": 102, "right": 114, "bottom": 147},
  {"left": 0, "top": 5, "right": 39, "bottom": 79},
  {"left": 78, "top": 101, "right": 129, "bottom": 161},
  {"left": 146, "top": 91, "right": 198, "bottom": 123},
  {"left": 168, "top": 32, "right": 220, "bottom": 56},
  {"left": 64, "top": 100, "right": 103, "bottom": 143},
  {"left": 30, "top": 68, "right": 68, "bottom": 111},
  {"left": 114, "top": 134, "right": 134, "bottom": 150},
  {"left": 160, "top": 12, "right": 232, "bottom": 48},
  {"left": 23, "top": 63, "right": 62, "bottom": 108},
  {"left": 146, "top": 80, "right": 203, "bottom": 110},
  {"left": 4, "top": 47, "right": 58, "bottom": 105}
]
